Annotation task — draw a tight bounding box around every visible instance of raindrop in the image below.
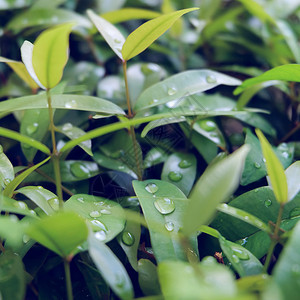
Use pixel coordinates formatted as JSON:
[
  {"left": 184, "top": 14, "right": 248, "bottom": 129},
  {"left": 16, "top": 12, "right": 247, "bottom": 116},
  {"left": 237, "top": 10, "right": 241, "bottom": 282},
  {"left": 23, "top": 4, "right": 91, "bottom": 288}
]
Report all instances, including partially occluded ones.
[
  {"left": 62, "top": 123, "right": 73, "bottom": 131},
  {"left": 89, "top": 210, "right": 101, "bottom": 218},
  {"left": 238, "top": 237, "right": 248, "bottom": 247},
  {"left": 37, "top": 186, "right": 43, "bottom": 189},
  {"left": 150, "top": 98, "right": 159, "bottom": 105},
  {"left": 199, "top": 120, "right": 216, "bottom": 131},
  {"left": 95, "top": 230, "right": 106, "bottom": 241},
  {"left": 232, "top": 247, "right": 249, "bottom": 260},
  {"left": 206, "top": 74, "right": 217, "bottom": 84},
  {"left": 26, "top": 122, "right": 39, "bottom": 135},
  {"left": 48, "top": 197, "right": 59, "bottom": 210},
  {"left": 14, "top": 201, "right": 27, "bottom": 210},
  {"left": 154, "top": 197, "right": 175, "bottom": 215},
  {"left": 168, "top": 171, "right": 183, "bottom": 182},
  {"left": 90, "top": 219, "right": 107, "bottom": 231},
  {"left": 122, "top": 231, "right": 135, "bottom": 246},
  {"left": 290, "top": 207, "right": 300, "bottom": 218},
  {"left": 178, "top": 159, "right": 192, "bottom": 168},
  {"left": 264, "top": 199, "right": 272, "bottom": 208},
  {"left": 232, "top": 254, "right": 240, "bottom": 263},
  {"left": 281, "top": 151, "right": 289, "bottom": 159},
  {"left": 115, "top": 47, "right": 122, "bottom": 53},
  {"left": 94, "top": 201, "right": 105, "bottom": 206},
  {"left": 65, "top": 99, "right": 78, "bottom": 109},
  {"left": 70, "top": 162, "right": 90, "bottom": 178},
  {"left": 254, "top": 189, "right": 259, "bottom": 193},
  {"left": 77, "top": 197, "right": 85, "bottom": 203},
  {"left": 100, "top": 209, "right": 111, "bottom": 215},
  {"left": 114, "top": 38, "right": 122, "bottom": 44},
  {"left": 254, "top": 162, "right": 261, "bottom": 169},
  {"left": 4, "top": 178, "right": 11, "bottom": 185},
  {"left": 167, "top": 87, "right": 177, "bottom": 95},
  {"left": 145, "top": 183, "right": 158, "bottom": 194},
  {"left": 165, "top": 221, "right": 175, "bottom": 232},
  {"left": 23, "top": 235, "right": 30, "bottom": 244}
]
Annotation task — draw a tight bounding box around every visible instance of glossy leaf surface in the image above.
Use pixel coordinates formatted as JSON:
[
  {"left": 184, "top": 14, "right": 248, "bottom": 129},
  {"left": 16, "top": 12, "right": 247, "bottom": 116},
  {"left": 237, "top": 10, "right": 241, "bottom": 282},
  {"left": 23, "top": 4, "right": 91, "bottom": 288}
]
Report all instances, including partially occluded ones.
[{"left": 0, "top": 146, "right": 14, "bottom": 190}]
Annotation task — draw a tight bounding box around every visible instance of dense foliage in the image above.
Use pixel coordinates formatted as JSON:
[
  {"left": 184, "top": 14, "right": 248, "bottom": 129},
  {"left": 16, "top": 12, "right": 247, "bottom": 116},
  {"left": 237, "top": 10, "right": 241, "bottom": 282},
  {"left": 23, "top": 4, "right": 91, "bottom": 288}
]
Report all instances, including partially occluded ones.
[{"left": 1, "top": 0, "right": 300, "bottom": 299}]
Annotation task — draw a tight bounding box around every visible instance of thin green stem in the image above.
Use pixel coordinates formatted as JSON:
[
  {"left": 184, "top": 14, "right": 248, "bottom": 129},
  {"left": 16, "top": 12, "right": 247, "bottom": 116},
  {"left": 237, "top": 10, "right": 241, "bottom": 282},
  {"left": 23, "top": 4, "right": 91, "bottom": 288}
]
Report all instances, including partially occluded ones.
[
  {"left": 46, "top": 90, "right": 63, "bottom": 206},
  {"left": 263, "top": 203, "right": 285, "bottom": 273},
  {"left": 64, "top": 258, "right": 73, "bottom": 300}
]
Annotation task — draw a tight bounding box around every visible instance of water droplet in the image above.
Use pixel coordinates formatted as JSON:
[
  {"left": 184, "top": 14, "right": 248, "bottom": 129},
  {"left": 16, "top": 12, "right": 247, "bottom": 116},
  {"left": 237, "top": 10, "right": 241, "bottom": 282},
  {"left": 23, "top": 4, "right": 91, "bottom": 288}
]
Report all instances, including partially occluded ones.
[
  {"left": 206, "top": 74, "right": 217, "bottom": 84},
  {"left": 150, "top": 98, "right": 159, "bottom": 105},
  {"left": 178, "top": 159, "right": 192, "bottom": 168},
  {"left": 37, "top": 186, "right": 43, "bottom": 189},
  {"left": 167, "top": 87, "right": 177, "bottom": 95},
  {"left": 263, "top": 158, "right": 266, "bottom": 163},
  {"left": 199, "top": 120, "right": 216, "bottom": 131},
  {"left": 14, "top": 201, "right": 27, "bottom": 210},
  {"left": 95, "top": 230, "right": 106, "bottom": 241},
  {"left": 154, "top": 197, "right": 175, "bottom": 214},
  {"left": 254, "top": 162, "right": 261, "bottom": 169},
  {"left": 110, "top": 149, "right": 124, "bottom": 159},
  {"left": 65, "top": 99, "right": 78, "bottom": 109},
  {"left": 281, "top": 151, "right": 289, "bottom": 159},
  {"left": 70, "top": 162, "right": 90, "bottom": 178},
  {"left": 254, "top": 188, "right": 259, "bottom": 193},
  {"left": 94, "top": 201, "right": 105, "bottom": 206},
  {"left": 4, "top": 178, "right": 11, "bottom": 185},
  {"left": 264, "top": 199, "right": 272, "bottom": 208},
  {"left": 100, "top": 209, "right": 111, "bottom": 215},
  {"left": 62, "top": 123, "right": 73, "bottom": 131},
  {"left": 23, "top": 234, "right": 30, "bottom": 244},
  {"left": 26, "top": 122, "right": 38, "bottom": 135},
  {"left": 89, "top": 210, "right": 101, "bottom": 218},
  {"left": 77, "top": 197, "right": 84, "bottom": 203},
  {"left": 48, "top": 197, "right": 59, "bottom": 210},
  {"left": 145, "top": 183, "right": 158, "bottom": 194},
  {"left": 115, "top": 47, "right": 122, "bottom": 53},
  {"left": 165, "top": 221, "right": 175, "bottom": 232},
  {"left": 232, "top": 254, "right": 240, "bottom": 263},
  {"left": 90, "top": 219, "right": 107, "bottom": 231},
  {"left": 168, "top": 171, "right": 183, "bottom": 182},
  {"left": 231, "top": 247, "right": 249, "bottom": 260},
  {"left": 114, "top": 38, "right": 122, "bottom": 44},
  {"left": 122, "top": 231, "right": 135, "bottom": 246},
  {"left": 290, "top": 207, "right": 300, "bottom": 218}
]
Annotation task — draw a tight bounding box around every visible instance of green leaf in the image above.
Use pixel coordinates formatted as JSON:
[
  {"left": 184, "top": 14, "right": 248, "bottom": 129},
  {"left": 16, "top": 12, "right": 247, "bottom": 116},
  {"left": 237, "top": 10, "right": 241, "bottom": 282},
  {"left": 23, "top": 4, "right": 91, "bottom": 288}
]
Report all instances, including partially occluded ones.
[
  {"left": 102, "top": 8, "right": 161, "bottom": 23},
  {"left": 56, "top": 123, "right": 92, "bottom": 156},
  {"left": 256, "top": 129, "right": 288, "bottom": 203},
  {"left": 20, "top": 109, "right": 50, "bottom": 162},
  {"left": 122, "top": 8, "right": 199, "bottom": 61},
  {"left": 271, "top": 220, "right": 300, "bottom": 299},
  {"left": 285, "top": 161, "right": 300, "bottom": 201},
  {"left": 16, "top": 186, "right": 57, "bottom": 215},
  {"left": 143, "top": 147, "right": 169, "bottom": 169},
  {"left": 134, "top": 70, "right": 241, "bottom": 111},
  {"left": 0, "top": 94, "right": 125, "bottom": 115},
  {"left": 88, "top": 232, "right": 134, "bottom": 300},
  {"left": 235, "top": 64, "right": 300, "bottom": 95},
  {"left": 0, "top": 251, "right": 26, "bottom": 300},
  {"left": 0, "top": 145, "right": 14, "bottom": 190},
  {"left": 0, "top": 56, "right": 38, "bottom": 89},
  {"left": 0, "top": 127, "right": 51, "bottom": 156},
  {"left": 161, "top": 152, "right": 197, "bottom": 196},
  {"left": 132, "top": 179, "right": 198, "bottom": 262},
  {"left": 64, "top": 194, "right": 125, "bottom": 243},
  {"left": 87, "top": 9, "right": 125, "bottom": 60},
  {"left": 183, "top": 145, "right": 250, "bottom": 235},
  {"left": 32, "top": 23, "right": 74, "bottom": 89},
  {"left": 26, "top": 211, "right": 88, "bottom": 257},
  {"left": 3, "top": 157, "right": 50, "bottom": 198}
]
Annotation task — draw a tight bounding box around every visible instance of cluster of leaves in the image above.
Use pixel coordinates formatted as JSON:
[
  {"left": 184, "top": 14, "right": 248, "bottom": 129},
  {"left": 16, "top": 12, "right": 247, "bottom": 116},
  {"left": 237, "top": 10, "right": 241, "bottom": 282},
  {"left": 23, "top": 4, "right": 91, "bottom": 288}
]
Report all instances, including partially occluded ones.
[{"left": 1, "top": 0, "right": 300, "bottom": 299}]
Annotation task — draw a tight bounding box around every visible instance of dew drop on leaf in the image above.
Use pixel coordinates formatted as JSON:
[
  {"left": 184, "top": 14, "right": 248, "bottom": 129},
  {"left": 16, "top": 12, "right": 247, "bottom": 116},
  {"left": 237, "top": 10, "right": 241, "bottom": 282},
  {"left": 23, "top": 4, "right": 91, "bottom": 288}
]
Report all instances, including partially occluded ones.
[
  {"left": 89, "top": 210, "right": 101, "bottom": 218},
  {"left": 254, "top": 162, "right": 261, "bottom": 169},
  {"left": 90, "top": 219, "right": 107, "bottom": 231},
  {"left": 232, "top": 247, "right": 249, "bottom": 260},
  {"left": 94, "top": 230, "right": 106, "bottom": 241},
  {"left": 178, "top": 159, "right": 192, "bottom": 168},
  {"left": 77, "top": 197, "right": 85, "bottom": 203},
  {"left": 154, "top": 197, "right": 175, "bottom": 214},
  {"left": 122, "top": 231, "right": 135, "bottom": 246},
  {"left": 70, "top": 162, "right": 90, "bottom": 178},
  {"left": 100, "top": 209, "right": 111, "bottom": 215},
  {"left": 62, "top": 123, "right": 73, "bottom": 131},
  {"left": 168, "top": 171, "right": 183, "bottom": 182},
  {"left": 114, "top": 38, "right": 122, "bottom": 44},
  {"left": 94, "top": 201, "right": 105, "bottom": 206},
  {"left": 167, "top": 87, "right": 177, "bottom": 95},
  {"left": 4, "top": 178, "right": 11, "bottom": 185},
  {"left": 264, "top": 199, "right": 272, "bottom": 208},
  {"left": 65, "top": 99, "right": 78, "bottom": 109},
  {"left": 145, "top": 183, "right": 158, "bottom": 194},
  {"left": 206, "top": 74, "right": 217, "bottom": 84},
  {"left": 164, "top": 221, "right": 175, "bottom": 232},
  {"left": 48, "top": 197, "right": 59, "bottom": 210},
  {"left": 14, "top": 201, "right": 27, "bottom": 210},
  {"left": 115, "top": 274, "right": 125, "bottom": 288},
  {"left": 232, "top": 254, "right": 240, "bottom": 263},
  {"left": 26, "top": 122, "right": 39, "bottom": 135},
  {"left": 199, "top": 120, "right": 216, "bottom": 131}
]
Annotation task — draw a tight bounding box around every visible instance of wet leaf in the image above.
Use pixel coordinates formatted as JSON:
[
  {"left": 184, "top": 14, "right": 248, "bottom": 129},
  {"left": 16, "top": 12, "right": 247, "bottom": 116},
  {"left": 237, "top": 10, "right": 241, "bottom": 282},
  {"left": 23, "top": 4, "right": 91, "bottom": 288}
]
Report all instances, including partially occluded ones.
[{"left": 0, "top": 145, "right": 14, "bottom": 190}]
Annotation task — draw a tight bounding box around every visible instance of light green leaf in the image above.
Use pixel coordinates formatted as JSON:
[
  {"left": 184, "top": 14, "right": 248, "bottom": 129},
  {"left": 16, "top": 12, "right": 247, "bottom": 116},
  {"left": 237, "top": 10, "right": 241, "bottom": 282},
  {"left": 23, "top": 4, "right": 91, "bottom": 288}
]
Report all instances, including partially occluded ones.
[
  {"left": 161, "top": 152, "right": 197, "bottom": 196},
  {"left": 64, "top": 194, "right": 125, "bottom": 243},
  {"left": 102, "top": 8, "right": 161, "bottom": 23},
  {"left": 256, "top": 129, "right": 288, "bottom": 203},
  {"left": 26, "top": 211, "right": 88, "bottom": 257},
  {"left": 122, "top": 8, "right": 199, "bottom": 61},
  {"left": 87, "top": 9, "right": 125, "bottom": 60},
  {"left": 234, "top": 64, "right": 300, "bottom": 95},
  {"left": 133, "top": 179, "right": 198, "bottom": 262},
  {"left": 0, "top": 56, "right": 38, "bottom": 89},
  {"left": 285, "top": 161, "right": 300, "bottom": 201},
  {"left": 88, "top": 232, "right": 134, "bottom": 300},
  {"left": 16, "top": 186, "right": 57, "bottom": 215},
  {"left": 134, "top": 70, "right": 241, "bottom": 111},
  {"left": 32, "top": 23, "right": 74, "bottom": 89},
  {"left": 0, "top": 145, "right": 14, "bottom": 190},
  {"left": 183, "top": 145, "right": 250, "bottom": 235}
]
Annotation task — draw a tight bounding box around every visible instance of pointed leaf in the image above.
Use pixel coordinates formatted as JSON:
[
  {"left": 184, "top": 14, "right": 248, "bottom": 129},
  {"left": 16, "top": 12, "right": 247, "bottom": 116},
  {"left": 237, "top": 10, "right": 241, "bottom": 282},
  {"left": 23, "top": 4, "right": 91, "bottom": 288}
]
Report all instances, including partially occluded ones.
[
  {"left": 285, "top": 161, "right": 300, "bottom": 201},
  {"left": 26, "top": 211, "right": 88, "bottom": 257},
  {"left": 183, "top": 145, "right": 250, "bottom": 235},
  {"left": 256, "top": 129, "right": 288, "bottom": 203},
  {"left": 87, "top": 9, "right": 125, "bottom": 60},
  {"left": 88, "top": 233, "right": 134, "bottom": 300},
  {"left": 0, "top": 145, "right": 14, "bottom": 190},
  {"left": 122, "top": 8, "right": 199, "bottom": 61},
  {"left": 32, "top": 23, "right": 74, "bottom": 88}
]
